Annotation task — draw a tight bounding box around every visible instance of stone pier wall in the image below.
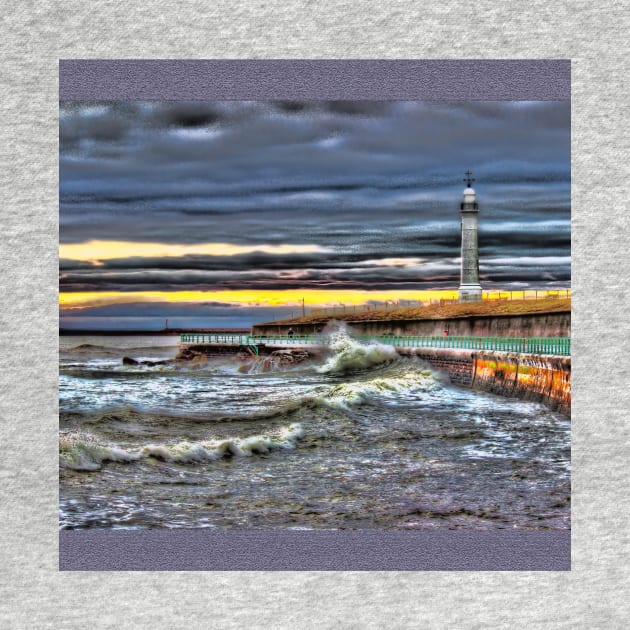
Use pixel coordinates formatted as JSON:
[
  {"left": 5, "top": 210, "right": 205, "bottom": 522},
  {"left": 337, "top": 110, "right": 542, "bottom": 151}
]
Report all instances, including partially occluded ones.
[
  {"left": 398, "top": 348, "right": 570, "bottom": 414},
  {"left": 471, "top": 352, "right": 571, "bottom": 415},
  {"left": 398, "top": 348, "right": 474, "bottom": 387},
  {"left": 252, "top": 312, "right": 570, "bottom": 338}
]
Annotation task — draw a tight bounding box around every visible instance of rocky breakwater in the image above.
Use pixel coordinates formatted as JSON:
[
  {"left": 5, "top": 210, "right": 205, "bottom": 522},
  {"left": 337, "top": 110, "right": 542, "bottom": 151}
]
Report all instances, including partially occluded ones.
[
  {"left": 122, "top": 346, "right": 216, "bottom": 369},
  {"left": 121, "top": 346, "right": 314, "bottom": 373}
]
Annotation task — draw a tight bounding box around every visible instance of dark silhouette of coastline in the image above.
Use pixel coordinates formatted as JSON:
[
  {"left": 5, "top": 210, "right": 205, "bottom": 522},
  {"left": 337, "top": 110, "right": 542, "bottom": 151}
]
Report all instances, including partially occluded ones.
[{"left": 59, "top": 328, "right": 251, "bottom": 336}]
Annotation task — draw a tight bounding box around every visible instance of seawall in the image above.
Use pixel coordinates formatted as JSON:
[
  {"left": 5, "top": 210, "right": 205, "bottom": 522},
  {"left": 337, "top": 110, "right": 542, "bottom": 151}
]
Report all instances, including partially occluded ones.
[
  {"left": 471, "top": 352, "right": 570, "bottom": 415},
  {"left": 397, "top": 348, "right": 475, "bottom": 387},
  {"left": 397, "top": 348, "right": 570, "bottom": 415},
  {"left": 252, "top": 312, "right": 570, "bottom": 338}
]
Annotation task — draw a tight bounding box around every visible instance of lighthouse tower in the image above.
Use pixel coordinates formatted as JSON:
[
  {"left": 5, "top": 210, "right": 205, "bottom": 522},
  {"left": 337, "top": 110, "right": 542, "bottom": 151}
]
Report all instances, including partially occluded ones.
[{"left": 458, "top": 170, "right": 483, "bottom": 302}]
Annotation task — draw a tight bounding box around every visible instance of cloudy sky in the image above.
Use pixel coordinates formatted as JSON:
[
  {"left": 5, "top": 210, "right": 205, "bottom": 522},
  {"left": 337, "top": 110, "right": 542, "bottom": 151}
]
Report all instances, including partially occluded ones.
[{"left": 59, "top": 100, "right": 570, "bottom": 329}]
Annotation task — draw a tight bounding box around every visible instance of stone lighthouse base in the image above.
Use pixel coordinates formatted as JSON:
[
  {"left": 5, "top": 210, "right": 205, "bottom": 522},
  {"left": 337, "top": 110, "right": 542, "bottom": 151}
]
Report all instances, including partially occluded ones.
[{"left": 458, "top": 284, "right": 483, "bottom": 302}]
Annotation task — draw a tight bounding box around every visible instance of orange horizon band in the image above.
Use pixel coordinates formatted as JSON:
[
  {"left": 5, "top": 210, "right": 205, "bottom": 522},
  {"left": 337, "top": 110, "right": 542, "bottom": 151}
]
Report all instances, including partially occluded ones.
[{"left": 59, "top": 288, "right": 568, "bottom": 310}]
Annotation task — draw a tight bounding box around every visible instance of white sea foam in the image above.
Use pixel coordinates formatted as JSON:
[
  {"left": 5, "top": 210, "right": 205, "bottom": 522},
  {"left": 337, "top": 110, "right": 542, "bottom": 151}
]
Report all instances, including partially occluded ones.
[
  {"left": 59, "top": 432, "right": 141, "bottom": 471},
  {"left": 316, "top": 325, "right": 399, "bottom": 374},
  {"left": 59, "top": 423, "right": 305, "bottom": 471},
  {"left": 322, "top": 370, "right": 436, "bottom": 410},
  {"left": 141, "top": 423, "right": 305, "bottom": 463}
]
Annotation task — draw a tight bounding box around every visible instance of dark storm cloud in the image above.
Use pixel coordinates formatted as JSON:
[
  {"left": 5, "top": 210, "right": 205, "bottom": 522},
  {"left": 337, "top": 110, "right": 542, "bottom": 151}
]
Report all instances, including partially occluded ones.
[
  {"left": 59, "top": 100, "right": 570, "bottom": 297},
  {"left": 59, "top": 249, "right": 570, "bottom": 293}
]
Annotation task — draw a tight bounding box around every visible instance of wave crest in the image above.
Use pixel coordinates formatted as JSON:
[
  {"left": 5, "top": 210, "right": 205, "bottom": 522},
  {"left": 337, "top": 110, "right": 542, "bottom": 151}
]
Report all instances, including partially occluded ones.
[
  {"left": 59, "top": 432, "right": 140, "bottom": 471},
  {"left": 322, "top": 370, "right": 436, "bottom": 410},
  {"left": 317, "top": 325, "right": 399, "bottom": 374},
  {"left": 59, "top": 424, "right": 305, "bottom": 471}
]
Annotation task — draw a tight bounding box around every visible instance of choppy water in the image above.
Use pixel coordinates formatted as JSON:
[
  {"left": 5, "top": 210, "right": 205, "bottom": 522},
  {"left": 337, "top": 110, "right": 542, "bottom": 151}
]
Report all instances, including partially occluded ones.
[{"left": 59, "top": 328, "right": 570, "bottom": 530}]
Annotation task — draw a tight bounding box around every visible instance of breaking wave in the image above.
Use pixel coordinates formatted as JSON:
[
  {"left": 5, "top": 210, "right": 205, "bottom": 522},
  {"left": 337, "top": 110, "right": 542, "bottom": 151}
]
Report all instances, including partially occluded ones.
[
  {"left": 321, "top": 368, "right": 437, "bottom": 410},
  {"left": 59, "top": 432, "right": 141, "bottom": 471},
  {"left": 59, "top": 424, "right": 305, "bottom": 471},
  {"left": 316, "top": 325, "right": 399, "bottom": 374}
]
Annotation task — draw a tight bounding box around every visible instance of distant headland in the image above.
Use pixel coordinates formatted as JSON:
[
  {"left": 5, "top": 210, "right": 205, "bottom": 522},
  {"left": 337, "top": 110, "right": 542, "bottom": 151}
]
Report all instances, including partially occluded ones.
[{"left": 59, "top": 327, "right": 251, "bottom": 336}]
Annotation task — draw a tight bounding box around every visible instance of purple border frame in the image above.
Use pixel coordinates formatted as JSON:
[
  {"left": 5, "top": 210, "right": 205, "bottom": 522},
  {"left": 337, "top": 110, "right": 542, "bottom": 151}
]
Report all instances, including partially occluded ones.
[
  {"left": 59, "top": 59, "right": 570, "bottom": 101},
  {"left": 59, "top": 530, "right": 570, "bottom": 571},
  {"left": 58, "top": 59, "right": 571, "bottom": 571}
]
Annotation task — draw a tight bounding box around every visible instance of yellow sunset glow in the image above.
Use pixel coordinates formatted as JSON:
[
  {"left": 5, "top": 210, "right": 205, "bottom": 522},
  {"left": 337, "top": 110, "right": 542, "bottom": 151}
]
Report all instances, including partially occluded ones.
[
  {"left": 59, "top": 240, "right": 328, "bottom": 262},
  {"left": 59, "top": 289, "right": 461, "bottom": 310}
]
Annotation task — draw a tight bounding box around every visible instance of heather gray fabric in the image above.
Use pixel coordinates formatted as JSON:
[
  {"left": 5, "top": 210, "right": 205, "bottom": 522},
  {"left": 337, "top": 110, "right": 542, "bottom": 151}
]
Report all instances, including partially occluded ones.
[{"left": 2, "top": 1, "right": 629, "bottom": 627}]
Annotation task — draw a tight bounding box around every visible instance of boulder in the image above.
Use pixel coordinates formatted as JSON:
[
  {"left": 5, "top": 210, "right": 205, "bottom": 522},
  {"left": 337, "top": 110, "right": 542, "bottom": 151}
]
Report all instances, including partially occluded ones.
[{"left": 121, "top": 356, "right": 173, "bottom": 367}]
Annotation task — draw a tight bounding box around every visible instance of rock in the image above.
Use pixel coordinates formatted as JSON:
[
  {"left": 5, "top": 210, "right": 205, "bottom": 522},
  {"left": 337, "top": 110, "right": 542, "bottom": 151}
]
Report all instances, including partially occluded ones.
[
  {"left": 177, "top": 348, "right": 206, "bottom": 361},
  {"left": 121, "top": 356, "right": 173, "bottom": 367},
  {"left": 141, "top": 359, "right": 173, "bottom": 366},
  {"left": 188, "top": 355, "right": 208, "bottom": 368},
  {"left": 261, "top": 349, "right": 311, "bottom": 370},
  {"left": 176, "top": 348, "right": 197, "bottom": 361},
  {"left": 174, "top": 346, "right": 312, "bottom": 371}
]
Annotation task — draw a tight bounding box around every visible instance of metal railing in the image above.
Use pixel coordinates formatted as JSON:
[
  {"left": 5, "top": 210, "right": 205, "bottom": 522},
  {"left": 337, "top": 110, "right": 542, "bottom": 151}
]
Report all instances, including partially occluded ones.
[
  {"left": 309, "top": 301, "right": 425, "bottom": 318},
  {"left": 180, "top": 333, "right": 252, "bottom": 345},
  {"left": 180, "top": 333, "right": 570, "bottom": 356},
  {"left": 179, "top": 333, "right": 323, "bottom": 345},
  {"left": 355, "top": 334, "right": 570, "bottom": 355}
]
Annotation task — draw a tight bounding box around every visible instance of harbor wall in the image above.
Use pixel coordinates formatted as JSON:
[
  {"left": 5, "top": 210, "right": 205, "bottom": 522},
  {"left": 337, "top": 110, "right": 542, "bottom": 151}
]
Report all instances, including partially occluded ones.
[
  {"left": 252, "top": 312, "right": 570, "bottom": 338},
  {"left": 471, "top": 352, "right": 571, "bottom": 415},
  {"left": 397, "top": 348, "right": 475, "bottom": 387},
  {"left": 396, "top": 348, "right": 570, "bottom": 415}
]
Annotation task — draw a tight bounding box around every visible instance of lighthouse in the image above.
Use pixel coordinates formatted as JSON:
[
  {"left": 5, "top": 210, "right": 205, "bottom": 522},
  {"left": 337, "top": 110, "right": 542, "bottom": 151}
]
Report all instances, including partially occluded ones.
[{"left": 458, "top": 170, "right": 483, "bottom": 301}]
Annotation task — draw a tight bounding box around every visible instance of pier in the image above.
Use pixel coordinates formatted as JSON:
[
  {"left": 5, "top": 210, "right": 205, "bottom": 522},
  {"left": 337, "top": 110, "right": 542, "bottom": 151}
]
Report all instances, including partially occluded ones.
[
  {"left": 179, "top": 332, "right": 571, "bottom": 414},
  {"left": 179, "top": 332, "right": 570, "bottom": 356}
]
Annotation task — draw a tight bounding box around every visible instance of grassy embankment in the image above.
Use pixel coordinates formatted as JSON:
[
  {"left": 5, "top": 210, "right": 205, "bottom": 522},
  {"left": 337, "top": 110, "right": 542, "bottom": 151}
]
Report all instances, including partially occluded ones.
[{"left": 267, "top": 297, "right": 571, "bottom": 326}]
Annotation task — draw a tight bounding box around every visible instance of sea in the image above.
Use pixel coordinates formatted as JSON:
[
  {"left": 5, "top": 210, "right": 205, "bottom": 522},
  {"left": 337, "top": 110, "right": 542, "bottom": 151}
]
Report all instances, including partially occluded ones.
[{"left": 59, "top": 327, "right": 571, "bottom": 530}]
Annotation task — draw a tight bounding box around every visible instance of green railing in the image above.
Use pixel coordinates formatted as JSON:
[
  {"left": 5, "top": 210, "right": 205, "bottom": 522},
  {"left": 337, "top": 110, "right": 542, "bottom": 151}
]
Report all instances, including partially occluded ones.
[
  {"left": 179, "top": 333, "right": 570, "bottom": 356},
  {"left": 179, "top": 333, "right": 323, "bottom": 346}
]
